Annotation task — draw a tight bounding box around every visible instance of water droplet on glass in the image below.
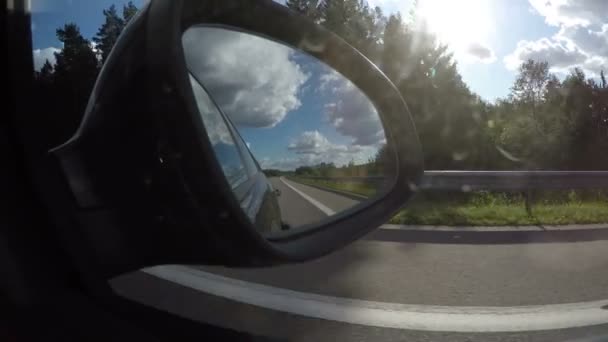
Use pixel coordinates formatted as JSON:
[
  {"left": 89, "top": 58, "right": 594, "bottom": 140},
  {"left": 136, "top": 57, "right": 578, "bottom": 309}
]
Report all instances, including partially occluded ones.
[
  {"left": 452, "top": 152, "right": 469, "bottom": 161},
  {"left": 472, "top": 111, "right": 481, "bottom": 122}
]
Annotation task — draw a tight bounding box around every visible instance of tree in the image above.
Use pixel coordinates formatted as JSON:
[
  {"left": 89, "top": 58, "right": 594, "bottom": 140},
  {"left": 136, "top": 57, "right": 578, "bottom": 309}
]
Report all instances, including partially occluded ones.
[
  {"left": 382, "top": 13, "right": 490, "bottom": 169},
  {"left": 93, "top": 5, "right": 123, "bottom": 63},
  {"left": 511, "top": 60, "right": 551, "bottom": 111},
  {"left": 295, "top": 166, "right": 315, "bottom": 176},
  {"left": 93, "top": 2, "right": 139, "bottom": 64},
  {"left": 316, "top": 0, "right": 384, "bottom": 57},
  {"left": 36, "top": 59, "right": 54, "bottom": 82},
  {"left": 560, "top": 68, "right": 606, "bottom": 169},
  {"left": 52, "top": 23, "right": 99, "bottom": 145},
  {"left": 122, "top": 1, "right": 138, "bottom": 23},
  {"left": 285, "top": 0, "right": 321, "bottom": 21}
]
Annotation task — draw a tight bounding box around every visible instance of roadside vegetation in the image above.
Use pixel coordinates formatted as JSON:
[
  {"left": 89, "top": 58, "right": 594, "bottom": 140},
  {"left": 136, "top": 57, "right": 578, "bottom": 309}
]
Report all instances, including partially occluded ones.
[
  {"left": 290, "top": 177, "right": 608, "bottom": 226},
  {"left": 281, "top": 1, "right": 608, "bottom": 226},
  {"left": 392, "top": 192, "right": 608, "bottom": 226}
]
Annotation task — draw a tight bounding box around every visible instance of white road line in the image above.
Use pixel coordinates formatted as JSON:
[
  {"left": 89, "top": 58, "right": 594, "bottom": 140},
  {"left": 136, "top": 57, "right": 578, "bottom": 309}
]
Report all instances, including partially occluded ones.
[
  {"left": 144, "top": 265, "right": 608, "bottom": 333},
  {"left": 279, "top": 177, "right": 335, "bottom": 216}
]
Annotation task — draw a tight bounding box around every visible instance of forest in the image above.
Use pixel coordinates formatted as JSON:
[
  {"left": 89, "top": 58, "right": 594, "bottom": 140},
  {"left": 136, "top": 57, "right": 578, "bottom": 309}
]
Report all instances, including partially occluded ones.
[{"left": 33, "top": 0, "right": 608, "bottom": 172}]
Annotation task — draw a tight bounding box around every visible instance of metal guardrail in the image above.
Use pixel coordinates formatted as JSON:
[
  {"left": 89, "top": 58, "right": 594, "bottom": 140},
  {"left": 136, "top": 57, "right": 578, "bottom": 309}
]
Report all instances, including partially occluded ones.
[
  {"left": 292, "top": 171, "right": 608, "bottom": 216},
  {"left": 420, "top": 171, "right": 608, "bottom": 191},
  {"left": 293, "top": 171, "right": 608, "bottom": 191}
]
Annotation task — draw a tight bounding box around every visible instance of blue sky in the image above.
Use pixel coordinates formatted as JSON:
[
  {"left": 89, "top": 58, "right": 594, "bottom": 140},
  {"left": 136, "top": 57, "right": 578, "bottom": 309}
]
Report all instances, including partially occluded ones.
[
  {"left": 31, "top": 0, "right": 145, "bottom": 49},
  {"left": 31, "top": 0, "right": 608, "bottom": 170},
  {"left": 182, "top": 26, "right": 384, "bottom": 170},
  {"left": 32, "top": 0, "right": 607, "bottom": 102}
]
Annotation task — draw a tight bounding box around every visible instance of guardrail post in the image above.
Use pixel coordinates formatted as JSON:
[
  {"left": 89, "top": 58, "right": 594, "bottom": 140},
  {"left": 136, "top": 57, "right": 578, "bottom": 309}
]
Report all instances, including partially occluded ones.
[{"left": 524, "top": 189, "right": 533, "bottom": 216}]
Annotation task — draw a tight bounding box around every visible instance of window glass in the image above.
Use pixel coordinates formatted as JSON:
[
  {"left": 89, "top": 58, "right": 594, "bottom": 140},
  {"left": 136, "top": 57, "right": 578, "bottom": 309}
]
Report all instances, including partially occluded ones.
[
  {"left": 188, "top": 75, "right": 248, "bottom": 189},
  {"left": 225, "top": 117, "right": 259, "bottom": 178}
]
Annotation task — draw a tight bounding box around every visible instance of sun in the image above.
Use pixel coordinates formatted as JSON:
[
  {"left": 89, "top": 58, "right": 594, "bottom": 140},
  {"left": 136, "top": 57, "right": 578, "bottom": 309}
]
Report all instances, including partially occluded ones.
[{"left": 413, "top": 0, "right": 494, "bottom": 56}]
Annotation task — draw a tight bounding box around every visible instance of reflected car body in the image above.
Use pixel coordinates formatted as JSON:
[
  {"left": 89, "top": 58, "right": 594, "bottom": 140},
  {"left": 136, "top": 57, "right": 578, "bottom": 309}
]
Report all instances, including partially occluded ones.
[
  {"left": 187, "top": 73, "right": 283, "bottom": 232},
  {"left": 216, "top": 100, "right": 284, "bottom": 233}
]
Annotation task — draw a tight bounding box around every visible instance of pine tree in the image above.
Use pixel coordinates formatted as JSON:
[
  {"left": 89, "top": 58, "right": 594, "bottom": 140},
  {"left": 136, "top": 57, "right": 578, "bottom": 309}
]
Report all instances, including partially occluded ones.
[
  {"left": 93, "top": 5, "right": 124, "bottom": 63},
  {"left": 93, "top": 2, "right": 138, "bottom": 64},
  {"left": 37, "top": 59, "right": 54, "bottom": 82},
  {"left": 122, "top": 1, "right": 138, "bottom": 23},
  {"left": 285, "top": 0, "right": 321, "bottom": 21},
  {"left": 52, "top": 23, "right": 99, "bottom": 143}
]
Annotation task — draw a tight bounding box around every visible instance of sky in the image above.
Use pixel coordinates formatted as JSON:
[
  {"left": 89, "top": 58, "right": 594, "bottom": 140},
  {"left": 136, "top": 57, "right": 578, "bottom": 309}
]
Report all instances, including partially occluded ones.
[
  {"left": 31, "top": 0, "right": 608, "bottom": 101},
  {"left": 366, "top": 0, "right": 607, "bottom": 102},
  {"left": 183, "top": 26, "right": 385, "bottom": 171},
  {"left": 30, "top": 0, "right": 608, "bottom": 170}
]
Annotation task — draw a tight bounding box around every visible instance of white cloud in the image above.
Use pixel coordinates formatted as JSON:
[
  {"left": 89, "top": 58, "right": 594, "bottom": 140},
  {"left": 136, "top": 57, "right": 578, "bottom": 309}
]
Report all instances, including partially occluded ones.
[
  {"left": 465, "top": 43, "right": 497, "bottom": 63},
  {"left": 557, "top": 24, "right": 608, "bottom": 56},
  {"left": 506, "top": 1, "right": 608, "bottom": 76},
  {"left": 288, "top": 130, "right": 334, "bottom": 154},
  {"left": 182, "top": 26, "right": 309, "bottom": 128},
  {"left": 529, "top": 0, "right": 608, "bottom": 27},
  {"left": 264, "top": 130, "right": 377, "bottom": 170},
  {"left": 32, "top": 47, "right": 59, "bottom": 71},
  {"left": 320, "top": 71, "right": 385, "bottom": 146},
  {"left": 504, "top": 38, "right": 588, "bottom": 71},
  {"left": 288, "top": 130, "right": 364, "bottom": 155},
  {"left": 89, "top": 41, "right": 102, "bottom": 62}
]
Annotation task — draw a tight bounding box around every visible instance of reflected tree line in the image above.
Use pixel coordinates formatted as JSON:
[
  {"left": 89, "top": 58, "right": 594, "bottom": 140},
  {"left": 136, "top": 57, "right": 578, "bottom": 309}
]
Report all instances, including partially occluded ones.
[
  {"left": 32, "top": 1, "right": 608, "bottom": 171},
  {"left": 263, "top": 144, "right": 389, "bottom": 177}
]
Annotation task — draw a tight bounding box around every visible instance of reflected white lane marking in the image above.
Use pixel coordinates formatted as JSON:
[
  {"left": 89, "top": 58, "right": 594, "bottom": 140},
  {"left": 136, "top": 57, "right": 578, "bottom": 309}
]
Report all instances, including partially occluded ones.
[
  {"left": 279, "top": 177, "right": 335, "bottom": 216},
  {"left": 144, "top": 265, "right": 608, "bottom": 333}
]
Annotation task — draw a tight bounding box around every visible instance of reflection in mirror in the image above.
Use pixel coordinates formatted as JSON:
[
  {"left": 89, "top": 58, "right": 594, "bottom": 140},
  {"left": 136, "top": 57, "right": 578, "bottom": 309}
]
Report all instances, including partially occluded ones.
[{"left": 183, "top": 26, "right": 393, "bottom": 235}]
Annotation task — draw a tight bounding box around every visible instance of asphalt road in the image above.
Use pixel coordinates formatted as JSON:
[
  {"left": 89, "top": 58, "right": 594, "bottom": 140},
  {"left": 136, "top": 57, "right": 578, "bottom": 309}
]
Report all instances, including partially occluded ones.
[
  {"left": 268, "top": 177, "right": 362, "bottom": 228},
  {"left": 110, "top": 178, "right": 608, "bottom": 341}
]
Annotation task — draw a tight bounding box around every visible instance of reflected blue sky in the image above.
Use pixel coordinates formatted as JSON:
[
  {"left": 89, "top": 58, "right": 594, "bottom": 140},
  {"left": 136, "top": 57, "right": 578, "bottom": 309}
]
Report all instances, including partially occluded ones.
[{"left": 183, "top": 26, "right": 384, "bottom": 171}]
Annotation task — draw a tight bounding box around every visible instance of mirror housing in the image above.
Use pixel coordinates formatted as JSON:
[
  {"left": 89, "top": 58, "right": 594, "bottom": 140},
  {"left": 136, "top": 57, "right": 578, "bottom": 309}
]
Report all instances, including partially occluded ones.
[{"left": 50, "top": 0, "right": 423, "bottom": 275}]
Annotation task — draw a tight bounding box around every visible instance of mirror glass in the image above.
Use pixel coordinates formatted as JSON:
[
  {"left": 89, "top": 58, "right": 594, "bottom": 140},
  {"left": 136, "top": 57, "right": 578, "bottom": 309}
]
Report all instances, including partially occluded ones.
[{"left": 182, "top": 26, "right": 394, "bottom": 235}]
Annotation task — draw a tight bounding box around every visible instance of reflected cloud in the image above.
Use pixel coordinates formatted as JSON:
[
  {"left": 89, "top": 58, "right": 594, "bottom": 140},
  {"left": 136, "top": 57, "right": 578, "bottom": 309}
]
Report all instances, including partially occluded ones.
[
  {"left": 288, "top": 130, "right": 365, "bottom": 155},
  {"left": 266, "top": 130, "right": 377, "bottom": 171},
  {"left": 320, "top": 71, "right": 385, "bottom": 146},
  {"left": 183, "top": 26, "right": 309, "bottom": 128},
  {"left": 182, "top": 26, "right": 386, "bottom": 174}
]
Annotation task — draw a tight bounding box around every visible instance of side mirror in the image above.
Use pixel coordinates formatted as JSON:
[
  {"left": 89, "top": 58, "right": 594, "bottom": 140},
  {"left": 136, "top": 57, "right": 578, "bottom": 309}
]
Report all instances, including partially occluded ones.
[{"left": 50, "top": 0, "right": 423, "bottom": 274}]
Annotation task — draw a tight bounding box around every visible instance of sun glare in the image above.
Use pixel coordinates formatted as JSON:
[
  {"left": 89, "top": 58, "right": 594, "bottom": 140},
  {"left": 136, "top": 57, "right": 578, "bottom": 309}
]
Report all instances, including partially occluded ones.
[{"left": 414, "top": 0, "right": 494, "bottom": 58}]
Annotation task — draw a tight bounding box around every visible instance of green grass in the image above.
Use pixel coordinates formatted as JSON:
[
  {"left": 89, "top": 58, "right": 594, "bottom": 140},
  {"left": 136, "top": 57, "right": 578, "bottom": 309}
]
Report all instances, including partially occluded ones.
[
  {"left": 291, "top": 177, "right": 608, "bottom": 226},
  {"left": 289, "top": 177, "right": 377, "bottom": 197},
  {"left": 391, "top": 199, "right": 608, "bottom": 226}
]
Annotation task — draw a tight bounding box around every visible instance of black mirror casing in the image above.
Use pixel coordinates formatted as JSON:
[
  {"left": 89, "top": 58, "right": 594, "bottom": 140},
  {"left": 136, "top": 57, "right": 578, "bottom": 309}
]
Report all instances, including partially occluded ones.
[{"left": 50, "top": 0, "right": 423, "bottom": 276}]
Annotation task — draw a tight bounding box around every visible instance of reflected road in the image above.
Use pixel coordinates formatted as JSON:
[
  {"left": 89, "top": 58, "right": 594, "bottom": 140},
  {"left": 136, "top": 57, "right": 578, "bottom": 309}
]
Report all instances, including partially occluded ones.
[{"left": 269, "top": 177, "right": 361, "bottom": 227}]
